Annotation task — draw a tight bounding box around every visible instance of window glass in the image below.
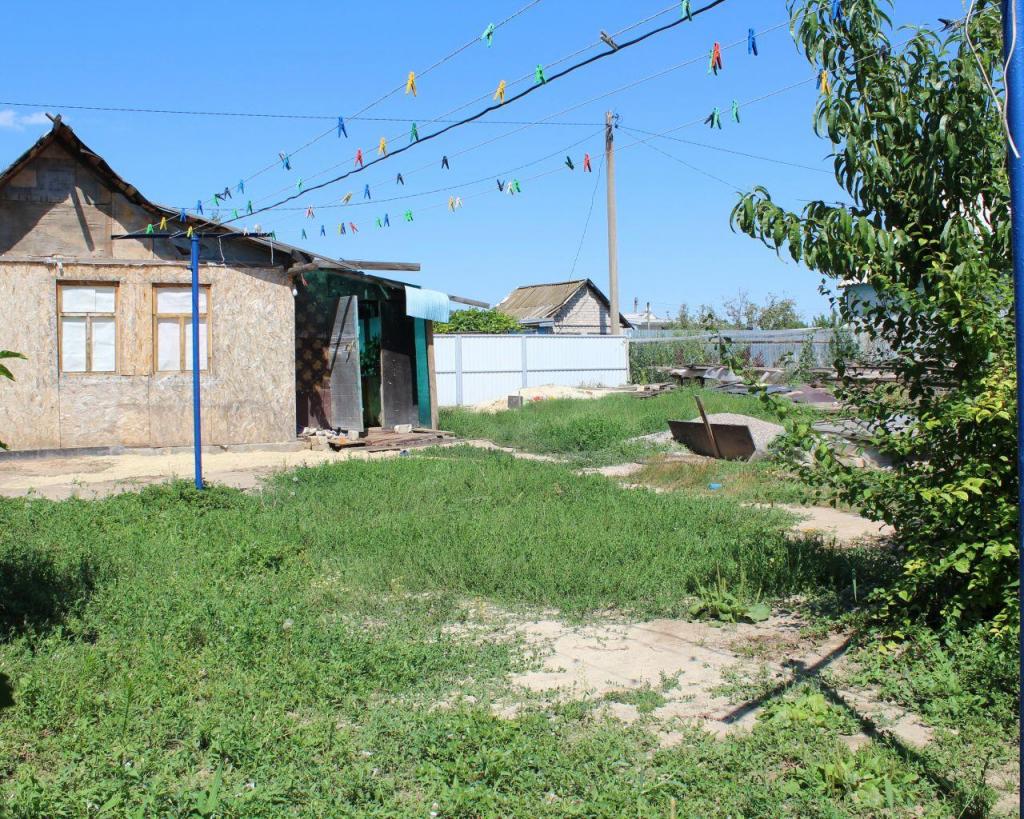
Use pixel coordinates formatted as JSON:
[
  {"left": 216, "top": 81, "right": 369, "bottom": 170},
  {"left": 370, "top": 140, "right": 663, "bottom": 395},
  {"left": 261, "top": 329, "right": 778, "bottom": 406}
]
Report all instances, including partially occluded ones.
[{"left": 60, "top": 316, "right": 87, "bottom": 372}]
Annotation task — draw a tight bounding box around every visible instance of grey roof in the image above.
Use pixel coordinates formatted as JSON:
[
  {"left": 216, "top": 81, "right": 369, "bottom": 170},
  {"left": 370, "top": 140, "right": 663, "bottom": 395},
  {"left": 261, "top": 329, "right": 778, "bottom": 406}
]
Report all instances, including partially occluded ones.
[{"left": 496, "top": 279, "right": 632, "bottom": 327}]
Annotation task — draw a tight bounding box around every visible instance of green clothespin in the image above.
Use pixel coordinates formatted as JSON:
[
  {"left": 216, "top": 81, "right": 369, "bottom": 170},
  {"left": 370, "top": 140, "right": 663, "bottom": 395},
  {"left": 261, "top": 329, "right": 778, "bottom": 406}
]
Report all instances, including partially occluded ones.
[
  {"left": 410, "top": 122, "right": 419, "bottom": 143},
  {"left": 297, "top": 179, "right": 303, "bottom": 192},
  {"left": 376, "top": 217, "right": 383, "bottom": 228},
  {"left": 481, "top": 23, "right": 495, "bottom": 47},
  {"left": 512, "top": 179, "right": 522, "bottom": 193},
  {"left": 535, "top": 64, "right": 546, "bottom": 84},
  {"left": 681, "top": 0, "right": 692, "bottom": 20},
  {"left": 705, "top": 107, "right": 722, "bottom": 129},
  {"left": 145, "top": 223, "right": 154, "bottom": 235},
  {"left": 232, "top": 208, "right": 240, "bottom": 220},
  {"left": 404, "top": 209, "right": 414, "bottom": 222},
  {"left": 731, "top": 100, "right": 741, "bottom": 123},
  {"left": 246, "top": 200, "right": 254, "bottom": 214}
]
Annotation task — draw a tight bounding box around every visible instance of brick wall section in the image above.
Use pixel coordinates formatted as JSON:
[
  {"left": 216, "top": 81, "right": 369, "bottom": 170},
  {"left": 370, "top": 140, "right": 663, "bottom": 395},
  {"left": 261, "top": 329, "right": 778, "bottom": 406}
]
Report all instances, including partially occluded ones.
[{"left": 553, "top": 286, "right": 626, "bottom": 334}]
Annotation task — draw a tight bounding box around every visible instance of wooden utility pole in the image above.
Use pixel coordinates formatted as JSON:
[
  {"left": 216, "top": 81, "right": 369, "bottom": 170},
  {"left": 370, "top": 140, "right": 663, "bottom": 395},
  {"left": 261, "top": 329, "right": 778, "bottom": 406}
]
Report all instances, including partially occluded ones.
[{"left": 605, "top": 111, "right": 620, "bottom": 336}]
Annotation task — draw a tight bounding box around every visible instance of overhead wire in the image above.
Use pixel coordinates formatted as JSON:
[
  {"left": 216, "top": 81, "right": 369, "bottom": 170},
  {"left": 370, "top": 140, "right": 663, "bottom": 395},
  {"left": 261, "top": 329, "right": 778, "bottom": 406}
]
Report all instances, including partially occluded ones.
[{"left": 569, "top": 155, "right": 605, "bottom": 277}]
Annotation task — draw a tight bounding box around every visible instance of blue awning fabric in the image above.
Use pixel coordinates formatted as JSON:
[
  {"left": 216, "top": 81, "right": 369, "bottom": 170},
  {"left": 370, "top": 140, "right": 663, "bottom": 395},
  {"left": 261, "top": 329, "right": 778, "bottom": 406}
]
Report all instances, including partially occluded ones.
[{"left": 404, "top": 285, "right": 451, "bottom": 322}]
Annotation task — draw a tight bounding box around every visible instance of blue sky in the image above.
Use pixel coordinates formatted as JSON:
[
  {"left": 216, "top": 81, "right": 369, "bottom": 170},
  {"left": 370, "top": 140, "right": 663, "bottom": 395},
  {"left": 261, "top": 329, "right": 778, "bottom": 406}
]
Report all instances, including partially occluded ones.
[{"left": 1, "top": 0, "right": 960, "bottom": 321}]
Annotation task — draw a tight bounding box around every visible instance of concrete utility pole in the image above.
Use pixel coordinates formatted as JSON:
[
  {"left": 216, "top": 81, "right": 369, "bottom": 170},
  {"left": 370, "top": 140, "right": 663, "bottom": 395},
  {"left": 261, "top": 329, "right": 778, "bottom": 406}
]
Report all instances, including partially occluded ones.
[{"left": 605, "top": 110, "right": 620, "bottom": 336}]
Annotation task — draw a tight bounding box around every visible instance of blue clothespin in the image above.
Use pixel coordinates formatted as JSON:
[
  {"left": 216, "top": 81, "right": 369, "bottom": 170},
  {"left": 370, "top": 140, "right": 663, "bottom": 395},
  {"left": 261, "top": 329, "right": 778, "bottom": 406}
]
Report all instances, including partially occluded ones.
[
  {"left": 301, "top": 228, "right": 307, "bottom": 240},
  {"left": 337, "top": 116, "right": 348, "bottom": 138},
  {"left": 179, "top": 208, "right": 186, "bottom": 223},
  {"left": 748, "top": 28, "right": 758, "bottom": 56},
  {"left": 280, "top": 153, "right": 291, "bottom": 171},
  {"left": 363, "top": 184, "right": 371, "bottom": 200},
  {"left": 481, "top": 22, "right": 495, "bottom": 47},
  {"left": 396, "top": 173, "right": 405, "bottom": 185},
  {"left": 196, "top": 200, "right": 203, "bottom": 215},
  {"left": 441, "top": 155, "right": 450, "bottom": 170},
  {"left": 339, "top": 222, "right": 347, "bottom": 235},
  {"left": 496, "top": 179, "right": 505, "bottom": 192},
  {"left": 236, "top": 180, "right": 245, "bottom": 195},
  {"left": 383, "top": 213, "right": 390, "bottom": 227},
  {"left": 320, "top": 224, "right": 326, "bottom": 237}
]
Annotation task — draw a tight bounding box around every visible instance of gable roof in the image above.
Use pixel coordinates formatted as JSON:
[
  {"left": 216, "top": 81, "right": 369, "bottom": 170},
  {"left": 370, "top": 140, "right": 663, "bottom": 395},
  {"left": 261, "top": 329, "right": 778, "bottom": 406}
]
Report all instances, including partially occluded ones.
[
  {"left": 496, "top": 279, "right": 632, "bottom": 327},
  {"left": 0, "top": 117, "right": 419, "bottom": 286}
]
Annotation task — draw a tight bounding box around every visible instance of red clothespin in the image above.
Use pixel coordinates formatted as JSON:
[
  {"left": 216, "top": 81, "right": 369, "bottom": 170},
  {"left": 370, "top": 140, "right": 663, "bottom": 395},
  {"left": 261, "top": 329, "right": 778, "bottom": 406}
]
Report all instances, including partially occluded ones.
[
  {"left": 355, "top": 149, "right": 364, "bottom": 168},
  {"left": 349, "top": 222, "right": 358, "bottom": 233},
  {"left": 583, "top": 153, "right": 592, "bottom": 172}
]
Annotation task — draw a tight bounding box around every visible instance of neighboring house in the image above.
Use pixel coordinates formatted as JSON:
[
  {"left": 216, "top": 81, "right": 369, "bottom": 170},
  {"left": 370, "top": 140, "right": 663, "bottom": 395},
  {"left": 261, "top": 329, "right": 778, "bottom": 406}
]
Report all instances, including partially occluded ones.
[
  {"left": 495, "top": 279, "right": 631, "bottom": 334},
  {"left": 0, "top": 118, "right": 450, "bottom": 452},
  {"left": 623, "top": 300, "right": 674, "bottom": 332}
]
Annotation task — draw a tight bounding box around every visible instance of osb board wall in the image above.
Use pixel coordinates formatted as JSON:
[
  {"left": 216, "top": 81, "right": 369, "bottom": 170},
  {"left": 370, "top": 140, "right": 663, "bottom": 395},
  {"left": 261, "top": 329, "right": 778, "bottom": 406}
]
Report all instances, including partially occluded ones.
[
  {"left": 0, "top": 142, "right": 280, "bottom": 266},
  {"left": 0, "top": 261, "right": 295, "bottom": 451}
]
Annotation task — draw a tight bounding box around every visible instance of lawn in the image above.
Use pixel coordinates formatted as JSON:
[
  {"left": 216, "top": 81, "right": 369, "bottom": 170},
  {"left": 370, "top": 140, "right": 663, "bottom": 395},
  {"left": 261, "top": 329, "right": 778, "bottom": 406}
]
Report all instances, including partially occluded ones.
[
  {"left": 439, "top": 386, "right": 812, "bottom": 466},
  {"left": 0, "top": 449, "right": 1014, "bottom": 815}
]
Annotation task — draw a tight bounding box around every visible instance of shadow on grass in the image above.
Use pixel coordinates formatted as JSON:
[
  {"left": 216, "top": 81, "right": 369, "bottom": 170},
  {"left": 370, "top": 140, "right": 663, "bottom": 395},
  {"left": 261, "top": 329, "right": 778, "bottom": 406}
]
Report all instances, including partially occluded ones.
[
  {"left": 0, "top": 547, "right": 102, "bottom": 639},
  {"left": 0, "top": 673, "right": 12, "bottom": 709}
]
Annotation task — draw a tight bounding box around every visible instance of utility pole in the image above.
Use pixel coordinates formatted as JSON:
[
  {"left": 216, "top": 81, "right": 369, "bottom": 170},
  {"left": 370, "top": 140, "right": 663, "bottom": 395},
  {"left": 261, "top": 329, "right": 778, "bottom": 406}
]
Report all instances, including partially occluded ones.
[
  {"left": 605, "top": 110, "right": 620, "bottom": 336},
  {"left": 1000, "top": 0, "right": 1024, "bottom": 806}
]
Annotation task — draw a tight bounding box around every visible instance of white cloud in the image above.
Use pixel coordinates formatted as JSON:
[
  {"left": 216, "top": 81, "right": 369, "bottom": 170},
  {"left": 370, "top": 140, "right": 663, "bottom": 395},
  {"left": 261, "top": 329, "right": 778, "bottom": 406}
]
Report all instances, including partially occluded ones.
[{"left": 0, "top": 110, "right": 50, "bottom": 130}]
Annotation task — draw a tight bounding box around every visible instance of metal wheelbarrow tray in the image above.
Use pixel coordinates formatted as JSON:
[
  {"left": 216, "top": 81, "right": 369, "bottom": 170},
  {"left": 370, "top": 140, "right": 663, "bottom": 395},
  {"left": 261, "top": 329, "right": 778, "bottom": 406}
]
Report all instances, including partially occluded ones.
[{"left": 666, "top": 420, "right": 757, "bottom": 461}]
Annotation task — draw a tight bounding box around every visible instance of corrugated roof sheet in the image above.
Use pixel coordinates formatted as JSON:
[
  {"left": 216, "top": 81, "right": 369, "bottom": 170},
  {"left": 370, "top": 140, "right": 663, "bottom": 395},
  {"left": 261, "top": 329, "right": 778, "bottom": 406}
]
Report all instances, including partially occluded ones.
[{"left": 495, "top": 280, "right": 588, "bottom": 321}]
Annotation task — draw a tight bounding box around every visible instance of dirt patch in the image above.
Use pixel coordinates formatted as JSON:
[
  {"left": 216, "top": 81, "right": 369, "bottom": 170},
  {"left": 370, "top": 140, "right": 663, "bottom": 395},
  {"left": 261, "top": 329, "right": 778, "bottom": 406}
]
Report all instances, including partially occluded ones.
[
  {"left": 467, "top": 385, "right": 633, "bottom": 414},
  {"left": 762, "top": 504, "right": 894, "bottom": 546},
  {"left": 497, "top": 613, "right": 931, "bottom": 749}
]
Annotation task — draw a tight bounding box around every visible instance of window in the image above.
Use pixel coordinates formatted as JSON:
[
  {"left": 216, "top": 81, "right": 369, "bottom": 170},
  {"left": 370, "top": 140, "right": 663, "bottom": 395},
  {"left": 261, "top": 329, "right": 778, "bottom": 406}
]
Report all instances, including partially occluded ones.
[
  {"left": 58, "top": 284, "right": 117, "bottom": 373},
  {"left": 154, "top": 286, "right": 210, "bottom": 372}
]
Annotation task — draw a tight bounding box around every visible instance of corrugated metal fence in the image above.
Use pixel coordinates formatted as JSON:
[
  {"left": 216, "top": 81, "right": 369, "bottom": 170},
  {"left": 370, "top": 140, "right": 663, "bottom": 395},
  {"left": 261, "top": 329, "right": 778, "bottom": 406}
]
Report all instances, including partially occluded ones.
[
  {"left": 435, "top": 334, "right": 630, "bottom": 407},
  {"left": 631, "top": 328, "right": 852, "bottom": 368}
]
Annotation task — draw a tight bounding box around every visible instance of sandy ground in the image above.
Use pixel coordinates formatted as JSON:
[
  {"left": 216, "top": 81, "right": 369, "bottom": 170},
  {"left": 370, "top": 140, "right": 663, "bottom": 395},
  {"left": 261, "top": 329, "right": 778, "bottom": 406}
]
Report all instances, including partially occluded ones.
[
  {"left": 468, "top": 385, "right": 636, "bottom": 413},
  {"left": 0, "top": 445, "right": 403, "bottom": 500}
]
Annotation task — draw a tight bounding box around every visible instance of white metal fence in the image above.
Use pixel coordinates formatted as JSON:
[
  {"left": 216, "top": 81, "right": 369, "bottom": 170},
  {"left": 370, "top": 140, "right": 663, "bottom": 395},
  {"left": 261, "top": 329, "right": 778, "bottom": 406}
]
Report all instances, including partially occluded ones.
[{"left": 435, "top": 334, "right": 630, "bottom": 407}]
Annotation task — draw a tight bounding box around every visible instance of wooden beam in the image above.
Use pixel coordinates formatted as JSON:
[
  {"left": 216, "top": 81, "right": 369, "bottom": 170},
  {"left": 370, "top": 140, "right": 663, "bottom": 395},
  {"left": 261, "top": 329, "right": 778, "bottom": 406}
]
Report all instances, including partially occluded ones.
[{"left": 338, "top": 259, "right": 421, "bottom": 272}]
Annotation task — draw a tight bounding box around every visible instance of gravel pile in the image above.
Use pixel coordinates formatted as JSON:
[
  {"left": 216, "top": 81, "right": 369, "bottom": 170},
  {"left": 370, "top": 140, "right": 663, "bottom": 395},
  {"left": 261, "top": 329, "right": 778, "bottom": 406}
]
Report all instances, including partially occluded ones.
[{"left": 688, "top": 412, "right": 785, "bottom": 457}]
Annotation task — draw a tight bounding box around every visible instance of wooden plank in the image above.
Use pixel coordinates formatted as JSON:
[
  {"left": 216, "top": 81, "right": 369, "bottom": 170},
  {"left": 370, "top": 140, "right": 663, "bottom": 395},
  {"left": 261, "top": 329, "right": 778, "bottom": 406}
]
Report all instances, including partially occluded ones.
[{"left": 695, "top": 396, "right": 723, "bottom": 459}]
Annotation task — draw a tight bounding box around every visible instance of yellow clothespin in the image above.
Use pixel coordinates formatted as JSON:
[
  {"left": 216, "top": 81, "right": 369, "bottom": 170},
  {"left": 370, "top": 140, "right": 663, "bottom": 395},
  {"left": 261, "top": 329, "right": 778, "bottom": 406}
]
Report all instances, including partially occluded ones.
[
  {"left": 378, "top": 136, "right": 388, "bottom": 156},
  {"left": 342, "top": 192, "right": 353, "bottom": 204},
  {"left": 820, "top": 69, "right": 831, "bottom": 95},
  {"left": 186, "top": 225, "right": 194, "bottom": 238},
  {"left": 448, "top": 196, "right": 456, "bottom": 212},
  {"left": 405, "top": 71, "right": 417, "bottom": 96},
  {"left": 158, "top": 216, "right": 168, "bottom": 230},
  {"left": 493, "top": 79, "right": 506, "bottom": 104}
]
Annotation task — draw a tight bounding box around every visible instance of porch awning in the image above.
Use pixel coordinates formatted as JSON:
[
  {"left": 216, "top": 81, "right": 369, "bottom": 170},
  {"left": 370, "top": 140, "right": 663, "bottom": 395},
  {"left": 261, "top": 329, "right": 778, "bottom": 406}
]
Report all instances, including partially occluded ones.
[{"left": 404, "top": 285, "right": 451, "bottom": 322}]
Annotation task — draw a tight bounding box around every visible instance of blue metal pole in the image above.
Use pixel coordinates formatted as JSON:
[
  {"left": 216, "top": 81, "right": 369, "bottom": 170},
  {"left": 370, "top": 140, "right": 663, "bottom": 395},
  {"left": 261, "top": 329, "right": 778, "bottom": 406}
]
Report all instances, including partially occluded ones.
[
  {"left": 190, "top": 234, "right": 204, "bottom": 490},
  {"left": 1002, "top": 0, "right": 1024, "bottom": 802}
]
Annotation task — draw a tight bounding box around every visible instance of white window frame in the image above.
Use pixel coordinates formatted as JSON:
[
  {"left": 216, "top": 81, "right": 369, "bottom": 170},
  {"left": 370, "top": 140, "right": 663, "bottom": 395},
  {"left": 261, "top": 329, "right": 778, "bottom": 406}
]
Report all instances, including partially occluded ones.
[
  {"left": 153, "top": 285, "right": 212, "bottom": 373},
  {"left": 57, "top": 282, "right": 119, "bottom": 374}
]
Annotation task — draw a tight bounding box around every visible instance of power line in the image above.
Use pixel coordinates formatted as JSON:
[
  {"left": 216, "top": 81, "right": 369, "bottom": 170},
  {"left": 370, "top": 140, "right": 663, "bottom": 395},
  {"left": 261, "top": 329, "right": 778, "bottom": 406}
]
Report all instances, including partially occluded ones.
[
  {"left": 636, "top": 139, "right": 743, "bottom": 191},
  {"left": 212, "top": 0, "right": 731, "bottom": 230},
  {"left": 569, "top": 155, "right": 605, "bottom": 277}
]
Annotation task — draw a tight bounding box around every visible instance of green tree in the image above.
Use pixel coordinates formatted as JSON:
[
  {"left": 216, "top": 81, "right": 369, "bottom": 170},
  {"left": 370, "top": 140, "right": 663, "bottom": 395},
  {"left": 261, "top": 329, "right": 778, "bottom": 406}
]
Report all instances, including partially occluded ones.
[
  {"left": 433, "top": 308, "right": 521, "bottom": 335},
  {"left": 0, "top": 350, "right": 24, "bottom": 450},
  {"left": 732, "top": 0, "right": 1016, "bottom": 631}
]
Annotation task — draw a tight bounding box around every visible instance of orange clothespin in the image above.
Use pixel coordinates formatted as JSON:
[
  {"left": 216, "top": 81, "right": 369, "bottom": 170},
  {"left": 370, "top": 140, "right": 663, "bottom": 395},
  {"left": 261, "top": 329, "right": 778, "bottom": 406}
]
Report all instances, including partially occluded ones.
[{"left": 709, "top": 42, "right": 723, "bottom": 75}]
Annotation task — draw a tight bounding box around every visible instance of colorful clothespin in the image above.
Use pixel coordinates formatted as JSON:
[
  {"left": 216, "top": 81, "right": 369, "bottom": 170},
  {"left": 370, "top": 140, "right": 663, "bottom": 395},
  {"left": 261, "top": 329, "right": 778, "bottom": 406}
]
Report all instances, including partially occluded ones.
[
  {"left": 355, "top": 149, "right": 363, "bottom": 168},
  {"left": 337, "top": 116, "right": 348, "bottom": 138},
  {"left": 748, "top": 28, "right": 758, "bottom": 56},
  {"left": 378, "top": 137, "right": 388, "bottom": 156},
  {"left": 349, "top": 222, "right": 358, "bottom": 233},
  {"left": 441, "top": 155, "right": 450, "bottom": 170},
  {"left": 448, "top": 196, "right": 456, "bottom": 212},
  {"left": 496, "top": 179, "right": 505, "bottom": 192},
  {"left": 535, "top": 64, "right": 546, "bottom": 84},
  {"left": 511, "top": 179, "right": 522, "bottom": 193},
  {"left": 145, "top": 223, "right": 154, "bottom": 235},
  {"left": 481, "top": 22, "right": 495, "bottom": 47},
  {"left": 301, "top": 228, "right": 307, "bottom": 240},
  {"left": 179, "top": 208, "right": 186, "bottom": 223},
  {"left": 342, "top": 192, "right": 353, "bottom": 204},
  {"left": 565, "top": 156, "right": 575, "bottom": 170},
  {"left": 405, "top": 71, "right": 417, "bottom": 96},
  {"left": 410, "top": 123, "right": 419, "bottom": 143},
  {"left": 404, "top": 209, "right": 414, "bottom": 222},
  {"left": 222, "top": 186, "right": 232, "bottom": 200},
  {"left": 305, "top": 205, "right": 315, "bottom": 219},
  {"left": 363, "top": 184, "right": 372, "bottom": 200},
  {"left": 186, "top": 225, "right": 194, "bottom": 238},
  {"left": 384, "top": 213, "right": 390, "bottom": 226},
  {"left": 396, "top": 173, "right": 405, "bottom": 185},
  {"left": 213, "top": 191, "right": 222, "bottom": 205},
  {"left": 297, "top": 179, "right": 304, "bottom": 192},
  {"left": 247, "top": 200, "right": 254, "bottom": 214},
  {"left": 705, "top": 107, "right": 722, "bottom": 129},
  {"left": 157, "top": 216, "right": 167, "bottom": 231},
  {"left": 269, "top": 231, "right": 276, "bottom": 240},
  {"left": 731, "top": 100, "right": 741, "bottom": 123},
  {"left": 320, "top": 224, "right": 326, "bottom": 237},
  {"left": 494, "top": 80, "right": 506, "bottom": 104},
  {"left": 232, "top": 209, "right": 239, "bottom": 220},
  {"left": 453, "top": 197, "right": 462, "bottom": 210},
  {"left": 708, "top": 42, "right": 723, "bottom": 75},
  {"left": 583, "top": 153, "right": 592, "bottom": 172},
  {"left": 820, "top": 69, "right": 831, "bottom": 95},
  {"left": 237, "top": 180, "right": 245, "bottom": 195},
  {"left": 195, "top": 200, "right": 203, "bottom": 214},
  {"left": 680, "top": 0, "right": 692, "bottom": 20},
  {"left": 339, "top": 222, "right": 346, "bottom": 235},
  {"left": 279, "top": 152, "right": 291, "bottom": 170},
  {"left": 376, "top": 217, "right": 383, "bottom": 228}
]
